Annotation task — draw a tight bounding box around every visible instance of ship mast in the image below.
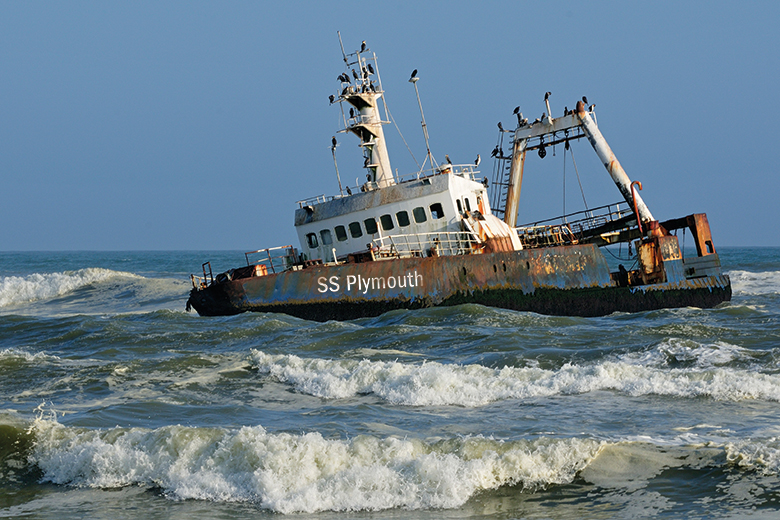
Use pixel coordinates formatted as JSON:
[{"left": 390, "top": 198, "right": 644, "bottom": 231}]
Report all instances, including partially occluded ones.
[{"left": 335, "top": 40, "right": 394, "bottom": 189}]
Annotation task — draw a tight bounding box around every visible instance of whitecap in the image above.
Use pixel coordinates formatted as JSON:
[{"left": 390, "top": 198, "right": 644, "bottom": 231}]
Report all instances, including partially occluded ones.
[
  {"left": 29, "top": 416, "right": 604, "bottom": 513},
  {"left": 249, "top": 349, "right": 780, "bottom": 406},
  {"left": 0, "top": 268, "right": 140, "bottom": 307},
  {"left": 728, "top": 270, "right": 780, "bottom": 296}
]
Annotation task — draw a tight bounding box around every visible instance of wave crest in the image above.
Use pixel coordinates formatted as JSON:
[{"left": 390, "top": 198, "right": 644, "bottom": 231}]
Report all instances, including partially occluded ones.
[
  {"left": 728, "top": 270, "right": 780, "bottom": 296},
  {"left": 250, "top": 346, "right": 780, "bottom": 406},
  {"left": 29, "top": 417, "right": 602, "bottom": 512},
  {"left": 0, "top": 268, "right": 140, "bottom": 307}
]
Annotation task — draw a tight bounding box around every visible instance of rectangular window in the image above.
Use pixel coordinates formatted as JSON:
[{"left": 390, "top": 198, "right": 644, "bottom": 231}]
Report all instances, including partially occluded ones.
[
  {"left": 306, "top": 233, "right": 318, "bottom": 248},
  {"left": 320, "top": 229, "right": 333, "bottom": 246},
  {"left": 456, "top": 199, "right": 463, "bottom": 213},
  {"left": 349, "top": 222, "right": 363, "bottom": 238},
  {"left": 413, "top": 206, "right": 427, "bottom": 223},
  {"left": 364, "top": 217, "right": 378, "bottom": 235},
  {"left": 380, "top": 214, "right": 394, "bottom": 231},
  {"left": 335, "top": 225, "right": 348, "bottom": 242},
  {"left": 464, "top": 198, "right": 471, "bottom": 212},
  {"left": 430, "top": 202, "right": 445, "bottom": 219},
  {"left": 396, "top": 210, "right": 410, "bottom": 227}
]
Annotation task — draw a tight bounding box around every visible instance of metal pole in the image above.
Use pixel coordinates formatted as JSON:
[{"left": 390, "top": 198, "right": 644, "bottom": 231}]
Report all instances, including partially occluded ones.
[
  {"left": 331, "top": 145, "right": 343, "bottom": 196},
  {"left": 503, "top": 138, "right": 527, "bottom": 227},
  {"left": 410, "top": 76, "right": 434, "bottom": 172}
]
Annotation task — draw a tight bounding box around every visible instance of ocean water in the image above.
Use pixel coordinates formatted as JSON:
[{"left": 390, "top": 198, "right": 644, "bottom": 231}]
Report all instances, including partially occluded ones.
[{"left": 1, "top": 247, "right": 779, "bottom": 519}]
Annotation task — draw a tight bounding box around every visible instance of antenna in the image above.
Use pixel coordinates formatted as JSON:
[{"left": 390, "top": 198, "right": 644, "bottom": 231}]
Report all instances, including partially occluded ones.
[
  {"left": 337, "top": 31, "right": 347, "bottom": 63},
  {"left": 409, "top": 71, "right": 435, "bottom": 172}
]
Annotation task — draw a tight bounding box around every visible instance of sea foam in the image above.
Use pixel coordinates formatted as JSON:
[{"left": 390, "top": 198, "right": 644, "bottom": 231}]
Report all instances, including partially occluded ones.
[
  {"left": 29, "top": 417, "right": 602, "bottom": 512},
  {"left": 250, "top": 345, "right": 780, "bottom": 406},
  {"left": 728, "top": 270, "right": 780, "bottom": 296},
  {"left": 0, "top": 268, "right": 139, "bottom": 307}
]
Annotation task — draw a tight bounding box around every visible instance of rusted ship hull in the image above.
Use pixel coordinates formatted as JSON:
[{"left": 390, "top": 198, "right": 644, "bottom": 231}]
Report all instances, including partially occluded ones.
[{"left": 186, "top": 244, "right": 731, "bottom": 321}]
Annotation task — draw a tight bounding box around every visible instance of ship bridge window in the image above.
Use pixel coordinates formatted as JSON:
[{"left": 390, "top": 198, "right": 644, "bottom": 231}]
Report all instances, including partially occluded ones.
[
  {"left": 349, "top": 222, "right": 363, "bottom": 238},
  {"left": 396, "top": 210, "right": 410, "bottom": 227},
  {"left": 335, "top": 225, "right": 348, "bottom": 242},
  {"left": 364, "top": 217, "right": 378, "bottom": 235},
  {"left": 456, "top": 199, "right": 463, "bottom": 213},
  {"left": 320, "top": 229, "right": 333, "bottom": 246},
  {"left": 306, "top": 233, "right": 319, "bottom": 249},
  {"left": 413, "top": 206, "right": 427, "bottom": 223},
  {"left": 465, "top": 198, "right": 471, "bottom": 212},
  {"left": 430, "top": 202, "right": 445, "bottom": 219},
  {"left": 380, "top": 214, "right": 394, "bottom": 231}
]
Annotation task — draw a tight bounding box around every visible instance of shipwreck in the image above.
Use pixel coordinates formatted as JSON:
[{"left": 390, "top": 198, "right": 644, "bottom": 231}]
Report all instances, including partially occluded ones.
[{"left": 186, "top": 39, "right": 730, "bottom": 321}]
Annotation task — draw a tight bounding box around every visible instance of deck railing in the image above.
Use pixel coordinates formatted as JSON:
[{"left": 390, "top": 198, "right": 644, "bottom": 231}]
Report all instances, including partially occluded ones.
[
  {"left": 516, "top": 202, "right": 635, "bottom": 248},
  {"left": 245, "top": 245, "right": 298, "bottom": 274},
  {"left": 297, "top": 165, "right": 482, "bottom": 208},
  {"left": 372, "top": 231, "right": 480, "bottom": 258}
]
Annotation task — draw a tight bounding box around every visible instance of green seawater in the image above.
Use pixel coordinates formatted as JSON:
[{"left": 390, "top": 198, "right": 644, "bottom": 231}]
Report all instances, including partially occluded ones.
[{"left": 1, "top": 248, "right": 780, "bottom": 519}]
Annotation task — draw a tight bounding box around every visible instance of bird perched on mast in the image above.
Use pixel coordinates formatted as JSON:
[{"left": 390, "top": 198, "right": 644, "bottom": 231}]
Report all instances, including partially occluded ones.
[
  {"left": 475, "top": 154, "right": 481, "bottom": 167},
  {"left": 360, "top": 40, "right": 366, "bottom": 53}
]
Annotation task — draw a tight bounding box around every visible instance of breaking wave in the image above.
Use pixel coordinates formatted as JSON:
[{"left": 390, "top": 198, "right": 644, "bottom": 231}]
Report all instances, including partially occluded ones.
[
  {"left": 250, "top": 340, "right": 780, "bottom": 406},
  {"left": 27, "top": 416, "right": 601, "bottom": 513},
  {"left": 728, "top": 270, "right": 780, "bottom": 296},
  {"left": 0, "top": 268, "right": 139, "bottom": 307}
]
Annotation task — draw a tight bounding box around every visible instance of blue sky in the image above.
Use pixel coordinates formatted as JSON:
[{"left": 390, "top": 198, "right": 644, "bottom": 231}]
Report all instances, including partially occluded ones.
[{"left": 1, "top": 1, "right": 777, "bottom": 250}]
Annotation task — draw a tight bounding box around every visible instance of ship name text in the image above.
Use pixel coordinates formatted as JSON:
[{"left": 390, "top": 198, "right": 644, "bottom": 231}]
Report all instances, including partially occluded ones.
[{"left": 317, "top": 271, "right": 423, "bottom": 294}]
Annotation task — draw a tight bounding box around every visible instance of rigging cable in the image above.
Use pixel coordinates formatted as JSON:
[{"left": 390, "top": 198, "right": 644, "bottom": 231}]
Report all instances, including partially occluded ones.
[
  {"left": 569, "top": 146, "right": 589, "bottom": 211},
  {"left": 384, "top": 103, "right": 420, "bottom": 170}
]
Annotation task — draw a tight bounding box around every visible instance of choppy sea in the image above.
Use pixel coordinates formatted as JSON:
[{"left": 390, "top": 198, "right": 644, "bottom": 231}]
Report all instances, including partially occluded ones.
[{"left": 1, "top": 248, "right": 779, "bottom": 519}]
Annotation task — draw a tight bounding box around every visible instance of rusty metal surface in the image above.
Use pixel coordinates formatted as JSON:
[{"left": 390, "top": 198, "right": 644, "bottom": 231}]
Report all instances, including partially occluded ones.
[{"left": 187, "top": 244, "right": 732, "bottom": 321}]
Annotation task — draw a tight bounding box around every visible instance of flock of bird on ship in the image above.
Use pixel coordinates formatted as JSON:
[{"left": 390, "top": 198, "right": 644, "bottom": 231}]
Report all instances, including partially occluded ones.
[{"left": 325, "top": 40, "right": 598, "bottom": 190}]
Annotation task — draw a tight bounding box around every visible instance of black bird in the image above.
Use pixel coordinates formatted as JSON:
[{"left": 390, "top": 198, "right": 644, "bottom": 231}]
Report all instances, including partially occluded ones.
[
  {"left": 367, "top": 63, "right": 374, "bottom": 74},
  {"left": 445, "top": 154, "right": 452, "bottom": 164},
  {"left": 563, "top": 106, "right": 568, "bottom": 116},
  {"left": 329, "top": 94, "right": 335, "bottom": 104},
  {"left": 497, "top": 122, "right": 503, "bottom": 131},
  {"left": 361, "top": 40, "right": 366, "bottom": 53},
  {"left": 482, "top": 177, "right": 489, "bottom": 188},
  {"left": 491, "top": 145, "right": 499, "bottom": 158},
  {"left": 475, "top": 154, "right": 481, "bottom": 166},
  {"left": 410, "top": 69, "right": 418, "bottom": 80},
  {"left": 582, "top": 96, "right": 588, "bottom": 105},
  {"left": 545, "top": 91, "right": 551, "bottom": 100},
  {"left": 332, "top": 136, "right": 337, "bottom": 148},
  {"left": 346, "top": 186, "right": 352, "bottom": 195},
  {"left": 352, "top": 69, "right": 359, "bottom": 81}
]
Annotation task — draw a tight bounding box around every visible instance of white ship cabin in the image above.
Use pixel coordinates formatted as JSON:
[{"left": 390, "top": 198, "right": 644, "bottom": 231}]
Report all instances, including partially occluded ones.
[{"left": 295, "top": 166, "right": 510, "bottom": 263}]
